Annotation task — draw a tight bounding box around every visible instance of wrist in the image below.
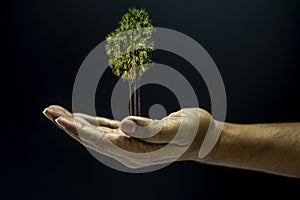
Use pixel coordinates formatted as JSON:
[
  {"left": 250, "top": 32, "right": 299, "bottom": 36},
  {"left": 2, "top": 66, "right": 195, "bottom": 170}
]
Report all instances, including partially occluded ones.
[
  {"left": 180, "top": 112, "right": 222, "bottom": 163},
  {"left": 196, "top": 120, "right": 234, "bottom": 164}
]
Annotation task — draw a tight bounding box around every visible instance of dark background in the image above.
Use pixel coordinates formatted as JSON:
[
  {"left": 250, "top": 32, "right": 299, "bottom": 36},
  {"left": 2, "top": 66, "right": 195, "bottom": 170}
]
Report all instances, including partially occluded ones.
[{"left": 2, "top": 0, "right": 300, "bottom": 199}]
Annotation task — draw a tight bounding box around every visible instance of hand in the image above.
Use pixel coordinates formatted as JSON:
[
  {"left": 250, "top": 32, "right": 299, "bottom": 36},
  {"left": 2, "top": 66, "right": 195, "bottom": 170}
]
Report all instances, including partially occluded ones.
[{"left": 43, "top": 105, "right": 214, "bottom": 168}]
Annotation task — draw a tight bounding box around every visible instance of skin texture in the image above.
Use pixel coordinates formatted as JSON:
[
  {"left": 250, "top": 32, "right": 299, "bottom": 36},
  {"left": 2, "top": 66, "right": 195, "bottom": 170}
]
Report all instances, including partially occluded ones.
[
  {"left": 43, "top": 105, "right": 300, "bottom": 177},
  {"left": 204, "top": 121, "right": 300, "bottom": 178}
]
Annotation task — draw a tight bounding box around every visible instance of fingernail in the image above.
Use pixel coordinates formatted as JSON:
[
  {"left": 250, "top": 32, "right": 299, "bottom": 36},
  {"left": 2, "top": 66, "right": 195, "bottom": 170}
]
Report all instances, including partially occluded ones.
[
  {"left": 121, "top": 119, "right": 137, "bottom": 135},
  {"left": 55, "top": 118, "right": 66, "bottom": 129},
  {"left": 43, "top": 108, "right": 51, "bottom": 119},
  {"left": 42, "top": 108, "right": 48, "bottom": 116}
]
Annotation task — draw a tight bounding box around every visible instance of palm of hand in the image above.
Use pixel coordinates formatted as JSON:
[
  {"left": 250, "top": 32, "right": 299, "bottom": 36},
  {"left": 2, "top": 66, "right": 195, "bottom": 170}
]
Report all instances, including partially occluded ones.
[{"left": 43, "top": 105, "right": 213, "bottom": 168}]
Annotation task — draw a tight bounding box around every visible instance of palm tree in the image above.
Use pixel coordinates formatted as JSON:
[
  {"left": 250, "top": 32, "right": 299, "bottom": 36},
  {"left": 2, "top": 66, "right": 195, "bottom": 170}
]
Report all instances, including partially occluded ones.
[{"left": 105, "top": 8, "right": 155, "bottom": 116}]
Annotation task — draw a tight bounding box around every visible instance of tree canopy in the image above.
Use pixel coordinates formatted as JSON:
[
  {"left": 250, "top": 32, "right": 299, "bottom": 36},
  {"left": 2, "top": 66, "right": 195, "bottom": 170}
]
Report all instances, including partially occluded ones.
[{"left": 105, "top": 8, "right": 155, "bottom": 83}]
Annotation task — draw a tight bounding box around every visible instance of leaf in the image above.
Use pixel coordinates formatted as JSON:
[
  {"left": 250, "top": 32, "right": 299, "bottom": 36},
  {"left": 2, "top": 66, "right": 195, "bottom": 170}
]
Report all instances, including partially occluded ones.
[{"left": 105, "top": 8, "right": 155, "bottom": 80}]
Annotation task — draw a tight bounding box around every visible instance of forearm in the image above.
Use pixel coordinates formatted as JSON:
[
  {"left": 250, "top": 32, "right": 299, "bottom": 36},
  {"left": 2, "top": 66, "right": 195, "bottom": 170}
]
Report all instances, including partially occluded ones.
[{"left": 202, "top": 121, "right": 300, "bottom": 178}]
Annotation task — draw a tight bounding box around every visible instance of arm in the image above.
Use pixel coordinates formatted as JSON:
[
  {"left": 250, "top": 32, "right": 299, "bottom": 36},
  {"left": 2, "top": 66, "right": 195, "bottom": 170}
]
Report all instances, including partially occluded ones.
[
  {"left": 202, "top": 121, "right": 300, "bottom": 178},
  {"left": 43, "top": 105, "right": 300, "bottom": 177}
]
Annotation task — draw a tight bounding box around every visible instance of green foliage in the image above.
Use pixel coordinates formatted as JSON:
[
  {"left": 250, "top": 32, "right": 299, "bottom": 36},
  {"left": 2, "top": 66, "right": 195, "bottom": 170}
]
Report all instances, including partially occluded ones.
[{"left": 105, "top": 8, "right": 155, "bottom": 82}]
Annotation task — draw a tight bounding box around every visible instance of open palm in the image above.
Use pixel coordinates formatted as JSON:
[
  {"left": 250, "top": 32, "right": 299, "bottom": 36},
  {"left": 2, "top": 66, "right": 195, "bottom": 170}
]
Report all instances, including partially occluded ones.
[{"left": 43, "top": 105, "right": 213, "bottom": 168}]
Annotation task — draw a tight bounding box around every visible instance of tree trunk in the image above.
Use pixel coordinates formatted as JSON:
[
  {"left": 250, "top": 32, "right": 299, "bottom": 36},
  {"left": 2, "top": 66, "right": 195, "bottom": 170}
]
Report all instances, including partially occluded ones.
[
  {"left": 128, "top": 81, "right": 133, "bottom": 116},
  {"left": 128, "top": 79, "right": 140, "bottom": 116}
]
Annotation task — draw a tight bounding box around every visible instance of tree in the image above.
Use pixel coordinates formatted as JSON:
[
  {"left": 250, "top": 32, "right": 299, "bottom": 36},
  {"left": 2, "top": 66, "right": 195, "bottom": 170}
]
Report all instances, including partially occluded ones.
[{"left": 105, "top": 8, "right": 155, "bottom": 116}]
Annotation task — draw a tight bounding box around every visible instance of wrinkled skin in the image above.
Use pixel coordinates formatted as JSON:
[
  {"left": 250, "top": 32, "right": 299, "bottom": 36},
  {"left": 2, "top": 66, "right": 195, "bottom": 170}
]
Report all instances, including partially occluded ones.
[{"left": 43, "top": 105, "right": 214, "bottom": 168}]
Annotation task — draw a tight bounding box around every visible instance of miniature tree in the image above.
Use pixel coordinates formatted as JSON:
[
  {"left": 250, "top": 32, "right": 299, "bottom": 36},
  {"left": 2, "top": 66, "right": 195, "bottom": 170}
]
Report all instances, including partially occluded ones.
[{"left": 105, "top": 8, "right": 155, "bottom": 116}]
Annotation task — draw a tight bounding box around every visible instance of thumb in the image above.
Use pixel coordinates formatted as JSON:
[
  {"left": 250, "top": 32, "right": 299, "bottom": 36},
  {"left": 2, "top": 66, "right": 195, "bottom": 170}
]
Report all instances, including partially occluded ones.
[{"left": 120, "top": 116, "right": 179, "bottom": 144}]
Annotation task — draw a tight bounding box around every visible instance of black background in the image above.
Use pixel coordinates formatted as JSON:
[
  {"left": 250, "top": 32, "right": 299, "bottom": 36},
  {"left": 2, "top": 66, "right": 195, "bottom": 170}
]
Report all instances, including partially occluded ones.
[{"left": 2, "top": 0, "right": 300, "bottom": 199}]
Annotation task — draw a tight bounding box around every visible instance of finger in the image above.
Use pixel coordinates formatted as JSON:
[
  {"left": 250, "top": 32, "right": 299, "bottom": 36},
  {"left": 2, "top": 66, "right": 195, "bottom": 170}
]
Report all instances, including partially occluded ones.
[
  {"left": 43, "top": 105, "right": 72, "bottom": 122},
  {"left": 120, "top": 116, "right": 180, "bottom": 144},
  {"left": 54, "top": 116, "right": 82, "bottom": 143},
  {"left": 55, "top": 116, "right": 107, "bottom": 143},
  {"left": 55, "top": 115, "right": 110, "bottom": 147},
  {"left": 56, "top": 116, "right": 164, "bottom": 154},
  {"left": 73, "top": 115, "right": 120, "bottom": 134},
  {"left": 73, "top": 113, "right": 120, "bottom": 128}
]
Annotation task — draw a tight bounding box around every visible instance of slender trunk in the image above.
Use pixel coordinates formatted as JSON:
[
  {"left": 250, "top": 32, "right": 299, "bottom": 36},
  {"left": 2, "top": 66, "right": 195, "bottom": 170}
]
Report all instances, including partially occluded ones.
[
  {"left": 128, "top": 81, "right": 132, "bottom": 116},
  {"left": 128, "top": 70, "right": 140, "bottom": 116},
  {"left": 134, "top": 80, "right": 141, "bottom": 116},
  {"left": 133, "top": 81, "right": 137, "bottom": 116},
  {"left": 137, "top": 79, "right": 141, "bottom": 116}
]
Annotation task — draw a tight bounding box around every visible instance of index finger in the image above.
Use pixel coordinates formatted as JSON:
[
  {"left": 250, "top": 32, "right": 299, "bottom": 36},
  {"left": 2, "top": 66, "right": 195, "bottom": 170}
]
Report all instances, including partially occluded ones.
[{"left": 73, "top": 113, "right": 120, "bottom": 129}]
